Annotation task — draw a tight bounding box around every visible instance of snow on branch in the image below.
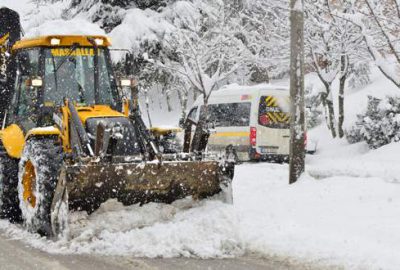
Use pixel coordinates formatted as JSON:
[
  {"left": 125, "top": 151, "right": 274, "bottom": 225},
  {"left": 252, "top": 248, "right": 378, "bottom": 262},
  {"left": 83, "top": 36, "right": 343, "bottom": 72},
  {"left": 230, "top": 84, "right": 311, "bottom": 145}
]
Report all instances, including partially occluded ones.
[{"left": 333, "top": 1, "right": 400, "bottom": 88}]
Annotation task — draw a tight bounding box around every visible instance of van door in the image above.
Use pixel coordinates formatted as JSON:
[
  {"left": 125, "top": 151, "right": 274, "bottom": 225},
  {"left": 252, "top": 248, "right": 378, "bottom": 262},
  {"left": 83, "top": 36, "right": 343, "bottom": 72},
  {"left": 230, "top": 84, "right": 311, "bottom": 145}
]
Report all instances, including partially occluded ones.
[
  {"left": 256, "top": 95, "right": 290, "bottom": 156},
  {"left": 206, "top": 102, "right": 251, "bottom": 160}
]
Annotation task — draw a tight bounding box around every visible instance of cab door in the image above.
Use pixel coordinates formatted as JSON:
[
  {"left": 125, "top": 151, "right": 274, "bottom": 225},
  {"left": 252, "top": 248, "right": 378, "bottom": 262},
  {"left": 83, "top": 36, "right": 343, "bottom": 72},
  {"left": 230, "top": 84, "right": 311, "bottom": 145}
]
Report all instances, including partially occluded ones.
[{"left": 6, "top": 48, "right": 42, "bottom": 133}]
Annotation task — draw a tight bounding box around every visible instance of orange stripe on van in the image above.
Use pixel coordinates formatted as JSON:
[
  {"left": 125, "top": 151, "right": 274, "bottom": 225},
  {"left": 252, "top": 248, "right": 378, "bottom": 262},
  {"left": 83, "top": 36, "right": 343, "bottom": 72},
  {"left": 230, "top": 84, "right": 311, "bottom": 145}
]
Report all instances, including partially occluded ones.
[{"left": 210, "top": 132, "right": 250, "bottom": 137}]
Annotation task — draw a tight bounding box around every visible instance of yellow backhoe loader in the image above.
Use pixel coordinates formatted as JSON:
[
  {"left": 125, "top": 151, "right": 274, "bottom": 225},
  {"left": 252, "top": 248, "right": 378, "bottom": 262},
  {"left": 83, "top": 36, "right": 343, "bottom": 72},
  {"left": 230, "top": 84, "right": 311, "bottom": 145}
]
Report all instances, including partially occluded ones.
[{"left": 0, "top": 35, "right": 234, "bottom": 237}]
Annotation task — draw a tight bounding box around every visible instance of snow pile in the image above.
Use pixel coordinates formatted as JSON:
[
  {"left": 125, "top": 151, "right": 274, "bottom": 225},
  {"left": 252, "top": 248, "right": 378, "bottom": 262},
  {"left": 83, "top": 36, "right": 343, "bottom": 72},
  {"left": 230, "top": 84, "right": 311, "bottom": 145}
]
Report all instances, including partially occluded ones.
[
  {"left": 237, "top": 163, "right": 400, "bottom": 270},
  {"left": 1, "top": 0, "right": 105, "bottom": 38},
  {"left": 109, "top": 8, "right": 173, "bottom": 61},
  {"left": 307, "top": 123, "right": 400, "bottom": 182},
  {"left": 0, "top": 198, "right": 242, "bottom": 258},
  {"left": 1, "top": 155, "right": 400, "bottom": 269},
  {"left": 26, "top": 18, "right": 105, "bottom": 37}
]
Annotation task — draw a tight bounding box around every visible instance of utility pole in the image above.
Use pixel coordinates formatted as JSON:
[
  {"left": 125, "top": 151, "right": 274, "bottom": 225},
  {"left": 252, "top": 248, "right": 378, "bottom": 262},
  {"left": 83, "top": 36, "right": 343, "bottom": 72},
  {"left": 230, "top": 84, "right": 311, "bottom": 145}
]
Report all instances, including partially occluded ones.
[{"left": 289, "top": 0, "right": 306, "bottom": 184}]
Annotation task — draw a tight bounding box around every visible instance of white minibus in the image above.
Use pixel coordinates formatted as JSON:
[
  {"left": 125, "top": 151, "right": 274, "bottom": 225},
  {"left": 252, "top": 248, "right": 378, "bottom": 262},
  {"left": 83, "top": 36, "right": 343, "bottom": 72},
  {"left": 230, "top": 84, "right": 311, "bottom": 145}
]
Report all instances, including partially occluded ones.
[{"left": 186, "top": 84, "right": 297, "bottom": 162}]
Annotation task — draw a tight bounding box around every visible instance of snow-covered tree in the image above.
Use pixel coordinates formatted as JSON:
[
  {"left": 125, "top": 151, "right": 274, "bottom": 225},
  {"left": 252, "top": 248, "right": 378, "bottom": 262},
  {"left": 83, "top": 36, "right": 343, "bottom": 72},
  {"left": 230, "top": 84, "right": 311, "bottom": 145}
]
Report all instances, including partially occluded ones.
[
  {"left": 305, "top": 0, "right": 367, "bottom": 138},
  {"left": 347, "top": 95, "right": 400, "bottom": 149},
  {"left": 240, "top": 0, "right": 290, "bottom": 81},
  {"left": 339, "top": 0, "right": 400, "bottom": 89},
  {"left": 35, "top": 0, "right": 292, "bottom": 120},
  {"left": 162, "top": 13, "right": 246, "bottom": 105}
]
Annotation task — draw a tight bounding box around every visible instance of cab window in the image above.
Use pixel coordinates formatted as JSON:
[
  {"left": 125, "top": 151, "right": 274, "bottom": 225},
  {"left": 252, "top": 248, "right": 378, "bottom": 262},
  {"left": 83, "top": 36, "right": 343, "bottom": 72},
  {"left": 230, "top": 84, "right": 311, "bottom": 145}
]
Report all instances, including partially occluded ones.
[
  {"left": 43, "top": 47, "right": 116, "bottom": 106},
  {"left": 10, "top": 49, "right": 40, "bottom": 131}
]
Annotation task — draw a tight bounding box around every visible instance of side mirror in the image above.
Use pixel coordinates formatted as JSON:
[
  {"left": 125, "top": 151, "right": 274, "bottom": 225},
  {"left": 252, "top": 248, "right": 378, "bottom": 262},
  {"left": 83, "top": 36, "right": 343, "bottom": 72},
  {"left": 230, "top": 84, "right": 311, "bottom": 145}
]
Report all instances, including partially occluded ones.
[{"left": 179, "top": 117, "right": 185, "bottom": 128}]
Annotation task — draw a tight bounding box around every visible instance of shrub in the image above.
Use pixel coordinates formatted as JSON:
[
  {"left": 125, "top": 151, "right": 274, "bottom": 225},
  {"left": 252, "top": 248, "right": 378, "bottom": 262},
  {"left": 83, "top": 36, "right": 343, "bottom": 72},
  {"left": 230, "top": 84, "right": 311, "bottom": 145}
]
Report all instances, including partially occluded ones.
[
  {"left": 346, "top": 96, "right": 400, "bottom": 149},
  {"left": 305, "top": 84, "right": 323, "bottom": 129}
]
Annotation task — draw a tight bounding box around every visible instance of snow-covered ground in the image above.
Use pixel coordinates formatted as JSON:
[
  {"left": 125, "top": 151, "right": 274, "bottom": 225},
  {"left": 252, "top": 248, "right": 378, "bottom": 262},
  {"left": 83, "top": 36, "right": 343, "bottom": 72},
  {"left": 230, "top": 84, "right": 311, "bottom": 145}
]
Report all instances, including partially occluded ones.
[{"left": 0, "top": 135, "right": 399, "bottom": 270}]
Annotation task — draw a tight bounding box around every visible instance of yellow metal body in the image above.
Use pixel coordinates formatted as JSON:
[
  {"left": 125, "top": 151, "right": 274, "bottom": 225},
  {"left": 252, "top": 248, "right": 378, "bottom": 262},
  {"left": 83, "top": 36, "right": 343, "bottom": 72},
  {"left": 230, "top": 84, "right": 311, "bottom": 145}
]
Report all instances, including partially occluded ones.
[
  {"left": 0, "top": 33, "right": 10, "bottom": 54},
  {"left": 0, "top": 34, "right": 231, "bottom": 225},
  {"left": 122, "top": 99, "right": 129, "bottom": 117},
  {"left": 22, "top": 160, "right": 36, "bottom": 208},
  {"left": 61, "top": 103, "right": 71, "bottom": 152},
  {"left": 26, "top": 127, "right": 61, "bottom": 139},
  {"left": 2, "top": 34, "right": 120, "bottom": 155},
  {"left": 12, "top": 35, "right": 112, "bottom": 51},
  {"left": 0, "top": 125, "right": 63, "bottom": 159},
  {"left": 0, "top": 33, "right": 9, "bottom": 46},
  {"left": 0, "top": 104, "right": 124, "bottom": 158},
  {"left": 0, "top": 124, "right": 25, "bottom": 158},
  {"left": 76, "top": 105, "right": 125, "bottom": 123}
]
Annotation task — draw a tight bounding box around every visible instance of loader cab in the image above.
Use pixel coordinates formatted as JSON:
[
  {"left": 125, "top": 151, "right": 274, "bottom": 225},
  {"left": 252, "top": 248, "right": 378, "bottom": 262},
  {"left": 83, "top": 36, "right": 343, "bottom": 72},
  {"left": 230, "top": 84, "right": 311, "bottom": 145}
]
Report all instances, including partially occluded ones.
[{"left": 7, "top": 35, "right": 120, "bottom": 131}]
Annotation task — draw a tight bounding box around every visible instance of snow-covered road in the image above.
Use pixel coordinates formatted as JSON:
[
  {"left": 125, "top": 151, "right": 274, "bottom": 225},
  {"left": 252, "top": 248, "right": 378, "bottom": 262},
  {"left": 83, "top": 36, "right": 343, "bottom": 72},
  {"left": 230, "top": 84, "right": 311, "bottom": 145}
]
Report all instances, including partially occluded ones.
[
  {"left": 0, "top": 162, "right": 339, "bottom": 270},
  {"left": 0, "top": 234, "right": 320, "bottom": 270},
  {"left": 0, "top": 153, "right": 398, "bottom": 269}
]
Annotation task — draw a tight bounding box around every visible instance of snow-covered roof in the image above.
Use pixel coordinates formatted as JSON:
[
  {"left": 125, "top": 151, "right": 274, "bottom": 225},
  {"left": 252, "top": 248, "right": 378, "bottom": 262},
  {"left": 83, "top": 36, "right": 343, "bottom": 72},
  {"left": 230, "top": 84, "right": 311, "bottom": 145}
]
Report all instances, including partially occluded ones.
[
  {"left": 13, "top": 35, "right": 111, "bottom": 50},
  {"left": 192, "top": 83, "right": 289, "bottom": 107},
  {"left": 215, "top": 83, "right": 289, "bottom": 96}
]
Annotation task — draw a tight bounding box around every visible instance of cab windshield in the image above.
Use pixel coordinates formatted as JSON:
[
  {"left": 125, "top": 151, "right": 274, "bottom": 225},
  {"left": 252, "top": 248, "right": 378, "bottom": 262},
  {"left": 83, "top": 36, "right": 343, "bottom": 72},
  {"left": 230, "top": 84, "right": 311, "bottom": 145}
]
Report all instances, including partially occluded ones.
[{"left": 44, "top": 47, "right": 117, "bottom": 106}]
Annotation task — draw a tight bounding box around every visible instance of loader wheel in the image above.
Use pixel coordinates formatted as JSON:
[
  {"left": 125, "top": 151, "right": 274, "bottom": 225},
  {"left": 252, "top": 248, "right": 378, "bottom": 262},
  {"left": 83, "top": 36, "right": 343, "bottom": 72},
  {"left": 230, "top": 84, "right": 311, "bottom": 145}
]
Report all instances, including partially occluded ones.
[
  {"left": 18, "top": 138, "right": 62, "bottom": 236},
  {"left": 0, "top": 153, "right": 21, "bottom": 222}
]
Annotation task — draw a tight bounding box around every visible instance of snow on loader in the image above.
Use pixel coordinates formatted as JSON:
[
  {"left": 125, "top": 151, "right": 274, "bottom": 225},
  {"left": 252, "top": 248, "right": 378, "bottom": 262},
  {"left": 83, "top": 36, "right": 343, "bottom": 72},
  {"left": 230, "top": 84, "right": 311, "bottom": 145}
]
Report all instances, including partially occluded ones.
[{"left": 0, "top": 34, "right": 234, "bottom": 237}]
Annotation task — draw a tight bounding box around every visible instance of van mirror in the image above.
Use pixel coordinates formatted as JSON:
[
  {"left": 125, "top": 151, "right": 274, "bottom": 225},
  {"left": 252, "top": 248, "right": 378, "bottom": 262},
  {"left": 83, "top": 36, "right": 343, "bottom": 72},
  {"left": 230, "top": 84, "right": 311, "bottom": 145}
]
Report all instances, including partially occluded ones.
[
  {"left": 187, "top": 107, "right": 198, "bottom": 123},
  {"left": 179, "top": 117, "right": 185, "bottom": 128}
]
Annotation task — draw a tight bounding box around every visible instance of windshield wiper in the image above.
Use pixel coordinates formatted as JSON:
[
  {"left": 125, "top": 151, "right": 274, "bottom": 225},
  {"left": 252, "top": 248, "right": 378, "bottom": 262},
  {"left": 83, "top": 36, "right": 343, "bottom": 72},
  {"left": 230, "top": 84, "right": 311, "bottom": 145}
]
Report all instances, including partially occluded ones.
[
  {"left": 51, "top": 53, "right": 58, "bottom": 95},
  {"left": 87, "top": 37, "right": 100, "bottom": 104},
  {"left": 54, "top": 43, "right": 79, "bottom": 73}
]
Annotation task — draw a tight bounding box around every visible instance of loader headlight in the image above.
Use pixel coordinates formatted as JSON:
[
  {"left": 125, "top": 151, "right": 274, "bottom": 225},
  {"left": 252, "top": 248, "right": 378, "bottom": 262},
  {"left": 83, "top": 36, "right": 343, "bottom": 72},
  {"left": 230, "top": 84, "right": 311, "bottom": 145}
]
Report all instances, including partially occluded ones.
[
  {"left": 94, "top": 38, "right": 104, "bottom": 46},
  {"left": 26, "top": 77, "right": 43, "bottom": 88},
  {"left": 31, "top": 78, "right": 43, "bottom": 87},
  {"left": 50, "top": 38, "right": 61, "bottom": 45},
  {"left": 120, "top": 79, "right": 132, "bottom": 87}
]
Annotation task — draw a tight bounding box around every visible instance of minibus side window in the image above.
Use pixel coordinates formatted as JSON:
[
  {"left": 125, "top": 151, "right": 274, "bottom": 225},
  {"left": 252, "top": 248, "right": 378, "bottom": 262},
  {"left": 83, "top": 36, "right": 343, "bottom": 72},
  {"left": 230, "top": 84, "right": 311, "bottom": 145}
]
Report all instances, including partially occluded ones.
[
  {"left": 258, "top": 95, "right": 290, "bottom": 129},
  {"left": 204, "top": 102, "right": 251, "bottom": 127}
]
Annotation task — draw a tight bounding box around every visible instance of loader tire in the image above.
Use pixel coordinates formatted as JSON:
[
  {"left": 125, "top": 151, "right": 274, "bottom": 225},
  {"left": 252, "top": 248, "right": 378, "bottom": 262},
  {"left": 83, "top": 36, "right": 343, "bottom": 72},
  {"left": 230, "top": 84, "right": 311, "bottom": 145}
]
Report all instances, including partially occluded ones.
[
  {"left": 0, "top": 152, "right": 21, "bottom": 223},
  {"left": 18, "top": 138, "right": 62, "bottom": 236}
]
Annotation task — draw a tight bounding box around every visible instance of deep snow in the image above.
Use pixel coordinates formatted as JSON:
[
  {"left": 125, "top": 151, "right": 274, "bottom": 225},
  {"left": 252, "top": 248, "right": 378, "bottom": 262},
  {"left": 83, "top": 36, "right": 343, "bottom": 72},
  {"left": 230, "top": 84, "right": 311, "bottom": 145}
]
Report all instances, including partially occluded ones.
[
  {"left": 0, "top": 89, "right": 393, "bottom": 267},
  {"left": 1, "top": 1, "right": 400, "bottom": 269},
  {"left": 1, "top": 139, "right": 400, "bottom": 270}
]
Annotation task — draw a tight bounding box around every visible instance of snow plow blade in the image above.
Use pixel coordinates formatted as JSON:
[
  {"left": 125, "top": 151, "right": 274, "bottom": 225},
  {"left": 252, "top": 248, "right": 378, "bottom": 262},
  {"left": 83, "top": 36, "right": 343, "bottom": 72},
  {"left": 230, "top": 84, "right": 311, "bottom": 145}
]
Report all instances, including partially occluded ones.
[{"left": 63, "top": 160, "right": 231, "bottom": 212}]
